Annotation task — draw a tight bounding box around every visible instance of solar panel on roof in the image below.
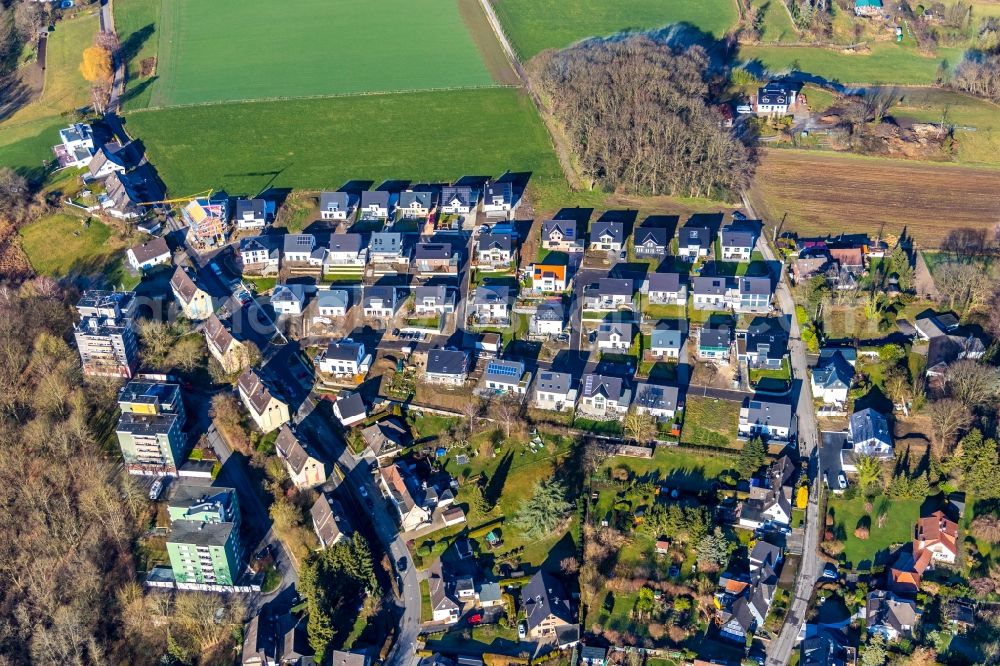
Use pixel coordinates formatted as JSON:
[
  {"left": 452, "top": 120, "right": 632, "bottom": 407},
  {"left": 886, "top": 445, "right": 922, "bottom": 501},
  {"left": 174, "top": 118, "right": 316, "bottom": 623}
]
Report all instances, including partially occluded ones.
[{"left": 488, "top": 362, "right": 519, "bottom": 377}]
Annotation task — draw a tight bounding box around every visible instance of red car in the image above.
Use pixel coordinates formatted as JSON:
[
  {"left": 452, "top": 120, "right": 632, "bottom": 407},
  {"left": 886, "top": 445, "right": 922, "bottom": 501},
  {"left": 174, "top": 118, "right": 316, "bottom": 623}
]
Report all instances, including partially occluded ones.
[{"left": 468, "top": 614, "right": 482, "bottom": 625}]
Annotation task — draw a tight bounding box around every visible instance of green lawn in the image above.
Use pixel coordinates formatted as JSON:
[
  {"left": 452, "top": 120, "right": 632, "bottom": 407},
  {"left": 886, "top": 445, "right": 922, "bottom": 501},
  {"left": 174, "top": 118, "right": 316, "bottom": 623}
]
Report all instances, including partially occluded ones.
[
  {"left": 124, "top": 87, "right": 573, "bottom": 208},
  {"left": 137, "top": 0, "right": 493, "bottom": 108},
  {"left": 419, "top": 579, "right": 432, "bottom": 622},
  {"left": 759, "top": 0, "right": 797, "bottom": 43},
  {"left": 0, "top": 12, "right": 98, "bottom": 181},
  {"left": 749, "top": 358, "right": 791, "bottom": 383},
  {"left": 114, "top": 0, "right": 162, "bottom": 109},
  {"left": 741, "top": 42, "right": 966, "bottom": 85},
  {"left": 19, "top": 213, "right": 130, "bottom": 283},
  {"left": 680, "top": 396, "right": 741, "bottom": 449},
  {"left": 827, "top": 496, "right": 921, "bottom": 569},
  {"left": 601, "top": 447, "right": 734, "bottom": 492},
  {"left": 492, "top": 0, "right": 738, "bottom": 60}
]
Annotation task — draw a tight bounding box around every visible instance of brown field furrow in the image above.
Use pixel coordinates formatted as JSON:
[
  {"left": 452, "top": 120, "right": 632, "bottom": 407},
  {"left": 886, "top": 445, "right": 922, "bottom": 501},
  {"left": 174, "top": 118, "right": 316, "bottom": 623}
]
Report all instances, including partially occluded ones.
[{"left": 749, "top": 150, "right": 1000, "bottom": 247}]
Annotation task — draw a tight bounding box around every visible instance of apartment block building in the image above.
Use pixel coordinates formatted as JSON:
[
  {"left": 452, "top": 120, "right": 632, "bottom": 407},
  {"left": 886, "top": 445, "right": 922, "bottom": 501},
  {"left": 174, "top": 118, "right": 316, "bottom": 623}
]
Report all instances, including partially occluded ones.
[
  {"left": 166, "top": 483, "right": 244, "bottom": 588},
  {"left": 73, "top": 290, "right": 139, "bottom": 378},
  {"left": 116, "top": 379, "right": 189, "bottom": 474}
]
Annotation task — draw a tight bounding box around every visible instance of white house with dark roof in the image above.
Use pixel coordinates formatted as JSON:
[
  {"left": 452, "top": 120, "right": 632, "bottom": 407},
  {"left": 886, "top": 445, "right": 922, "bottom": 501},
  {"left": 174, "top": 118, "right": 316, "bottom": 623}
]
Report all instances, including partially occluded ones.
[
  {"left": 867, "top": 591, "right": 920, "bottom": 642},
  {"left": 482, "top": 180, "right": 515, "bottom": 217},
  {"left": 414, "top": 285, "right": 453, "bottom": 315},
  {"left": 316, "top": 289, "right": 350, "bottom": 319},
  {"left": 127, "top": 237, "right": 171, "bottom": 272},
  {"left": 583, "top": 277, "right": 633, "bottom": 310},
  {"left": 739, "top": 398, "right": 795, "bottom": 442},
  {"left": 589, "top": 220, "right": 624, "bottom": 252},
  {"left": 811, "top": 350, "right": 854, "bottom": 405},
  {"left": 283, "top": 234, "right": 316, "bottom": 263},
  {"left": 363, "top": 286, "right": 397, "bottom": 318},
  {"left": 239, "top": 236, "right": 280, "bottom": 274},
  {"left": 271, "top": 284, "right": 307, "bottom": 315},
  {"left": 311, "top": 491, "right": 353, "bottom": 548},
  {"left": 359, "top": 191, "right": 392, "bottom": 219},
  {"left": 756, "top": 81, "right": 799, "bottom": 116},
  {"left": 596, "top": 322, "right": 633, "bottom": 352},
  {"left": 476, "top": 232, "right": 515, "bottom": 268},
  {"left": 521, "top": 571, "right": 577, "bottom": 640},
  {"left": 848, "top": 408, "right": 893, "bottom": 458},
  {"left": 325, "top": 233, "right": 368, "bottom": 267},
  {"left": 634, "top": 382, "right": 680, "bottom": 420},
  {"left": 698, "top": 325, "right": 731, "bottom": 360},
  {"left": 738, "top": 276, "right": 773, "bottom": 313},
  {"left": 235, "top": 199, "right": 268, "bottom": 230},
  {"left": 649, "top": 320, "right": 685, "bottom": 358},
  {"left": 742, "top": 316, "right": 790, "bottom": 369},
  {"left": 52, "top": 123, "right": 95, "bottom": 168},
  {"left": 369, "top": 232, "right": 408, "bottom": 265},
  {"left": 332, "top": 391, "right": 367, "bottom": 427},
  {"left": 275, "top": 425, "right": 326, "bottom": 488},
  {"left": 86, "top": 140, "right": 128, "bottom": 181},
  {"left": 633, "top": 226, "right": 669, "bottom": 258},
  {"left": 414, "top": 242, "right": 458, "bottom": 275},
  {"left": 319, "top": 191, "right": 351, "bottom": 220},
  {"left": 541, "top": 219, "right": 583, "bottom": 253},
  {"left": 170, "top": 266, "right": 224, "bottom": 321},
  {"left": 316, "top": 340, "right": 368, "bottom": 377},
  {"left": 646, "top": 271, "right": 686, "bottom": 306},
  {"left": 440, "top": 185, "right": 477, "bottom": 215},
  {"left": 533, "top": 371, "right": 575, "bottom": 411},
  {"left": 721, "top": 222, "right": 759, "bottom": 261},
  {"left": 678, "top": 223, "right": 713, "bottom": 261},
  {"left": 473, "top": 285, "right": 511, "bottom": 323},
  {"left": 424, "top": 349, "right": 469, "bottom": 385},
  {"left": 482, "top": 358, "right": 530, "bottom": 395},
  {"left": 692, "top": 276, "right": 729, "bottom": 310},
  {"left": 238, "top": 368, "right": 290, "bottom": 434},
  {"left": 397, "top": 190, "right": 433, "bottom": 219},
  {"left": 577, "top": 374, "right": 631, "bottom": 419},
  {"left": 531, "top": 301, "right": 564, "bottom": 337}
]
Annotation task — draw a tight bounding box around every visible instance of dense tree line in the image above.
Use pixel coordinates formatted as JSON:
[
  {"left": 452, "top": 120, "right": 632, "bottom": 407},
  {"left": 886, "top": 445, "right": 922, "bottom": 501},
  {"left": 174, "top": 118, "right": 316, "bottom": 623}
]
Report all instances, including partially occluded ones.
[
  {"left": 0, "top": 1, "right": 46, "bottom": 76},
  {"left": 530, "top": 36, "right": 754, "bottom": 200},
  {"left": 953, "top": 50, "right": 1000, "bottom": 103},
  {"left": 0, "top": 279, "right": 147, "bottom": 664}
]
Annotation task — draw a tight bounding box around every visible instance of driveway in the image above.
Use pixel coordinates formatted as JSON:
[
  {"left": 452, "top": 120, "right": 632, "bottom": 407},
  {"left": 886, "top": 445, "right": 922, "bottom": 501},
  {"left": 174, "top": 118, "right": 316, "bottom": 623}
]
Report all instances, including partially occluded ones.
[{"left": 819, "top": 430, "right": 848, "bottom": 488}]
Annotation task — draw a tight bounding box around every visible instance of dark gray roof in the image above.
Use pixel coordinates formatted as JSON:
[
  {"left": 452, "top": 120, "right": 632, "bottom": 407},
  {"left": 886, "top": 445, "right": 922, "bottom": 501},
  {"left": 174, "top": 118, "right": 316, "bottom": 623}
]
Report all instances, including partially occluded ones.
[
  {"left": 399, "top": 190, "right": 433, "bottom": 209},
  {"left": 415, "top": 285, "right": 448, "bottom": 305},
  {"left": 850, "top": 408, "right": 891, "bottom": 446},
  {"left": 283, "top": 234, "right": 315, "bottom": 254},
  {"left": 740, "top": 276, "right": 772, "bottom": 296},
  {"left": 536, "top": 371, "right": 571, "bottom": 394},
  {"left": 474, "top": 285, "right": 510, "bottom": 305},
  {"left": 360, "top": 190, "right": 390, "bottom": 208},
  {"left": 680, "top": 224, "right": 713, "bottom": 248},
  {"left": 478, "top": 232, "right": 513, "bottom": 253},
  {"left": 485, "top": 359, "right": 524, "bottom": 383},
  {"left": 311, "top": 492, "right": 352, "bottom": 546},
  {"left": 596, "top": 277, "right": 633, "bottom": 296},
  {"left": 320, "top": 191, "right": 350, "bottom": 212},
  {"left": 651, "top": 320, "right": 685, "bottom": 349},
  {"left": 700, "top": 325, "right": 731, "bottom": 348},
  {"left": 414, "top": 243, "right": 452, "bottom": 260},
  {"left": 542, "top": 219, "right": 577, "bottom": 241},
  {"left": 370, "top": 232, "right": 403, "bottom": 255},
  {"left": 336, "top": 392, "right": 366, "bottom": 420},
  {"left": 129, "top": 237, "right": 170, "bottom": 264},
  {"left": 581, "top": 373, "right": 625, "bottom": 400},
  {"left": 240, "top": 235, "right": 278, "bottom": 254},
  {"left": 363, "top": 286, "right": 395, "bottom": 307},
  {"left": 746, "top": 316, "right": 790, "bottom": 358},
  {"left": 693, "top": 276, "right": 727, "bottom": 296},
  {"left": 743, "top": 398, "right": 794, "bottom": 430},
  {"left": 522, "top": 571, "right": 574, "bottom": 633},
  {"left": 485, "top": 181, "right": 512, "bottom": 203},
  {"left": 441, "top": 185, "right": 475, "bottom": 208},
  {"left": 426, "top": 349, "right": 468, "bottom": 376},
  {"left": 635, "top": 383, "right": 679, "bottom": 411},
  {"left": 813, "top": 352, "right": 853, "bottom": 390},
  {"left": 721, "top": 222, "right": 758, "bottom": 248},
  {"left": 169, "top": 518, "right": 234, "bottom": 547},
  {"left": 328, "top": 233, "right": 365, "bottom": 254},
  {"left": 325, "top": 340, "right": 364, "bottom": 361},
  {"left": 534, "top": 301, "right": 563, "bottom": 321},
  {"left": 235, "top": 198, "right": 266, "bottom": 219},
  {"left": 635, "top": 226, "right": 668, "bottom": 248},
  {"left": 647, "top": 271, "right": 682, "bottom": 293},
  {"left": 750, "top": 541, "right": 783, "bottom": 569},
  {"left": 590, "top": 220, "right": 624, "bottom": 244}
]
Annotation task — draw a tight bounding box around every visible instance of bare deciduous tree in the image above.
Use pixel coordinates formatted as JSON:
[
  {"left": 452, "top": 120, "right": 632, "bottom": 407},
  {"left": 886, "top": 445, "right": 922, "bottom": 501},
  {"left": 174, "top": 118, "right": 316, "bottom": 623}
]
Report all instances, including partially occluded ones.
[
  {"left": 945, "top": 359, "right": 1000, "bottom": 410},
  {"left": 623, "top": 406, "right": 656, "bottom": 444},
  {"left": 927, "top": 398, "right": 973, "bottom": 459}
]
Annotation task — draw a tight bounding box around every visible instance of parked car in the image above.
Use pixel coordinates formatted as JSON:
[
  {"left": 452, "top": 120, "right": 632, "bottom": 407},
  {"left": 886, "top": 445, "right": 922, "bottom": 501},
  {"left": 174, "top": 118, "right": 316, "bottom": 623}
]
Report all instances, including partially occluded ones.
[
  {"left": 149, "top": 478, "right": 164, "bottom": 500},
  {"left": 837, "top": 472, "right": 848, "bottom": 490},
  {"left": 397, "top": 557, "right": 407, "bottom": 572},
  {"left": 822, "top": 563, "right": 839, "bottom": 581},
  {"left": 517, "top": 621, "right": 526, "bottom": 640},
  {"left": 468, "top": 613, "right": 482, "bottom": 625}
]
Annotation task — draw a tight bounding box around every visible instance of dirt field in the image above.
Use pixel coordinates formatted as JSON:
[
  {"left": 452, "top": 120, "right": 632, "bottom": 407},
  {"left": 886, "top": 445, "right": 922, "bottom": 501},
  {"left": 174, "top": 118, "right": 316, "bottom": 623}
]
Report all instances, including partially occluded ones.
[{"left": 748, "top": 150, "right": 1000, "bottom": 248}]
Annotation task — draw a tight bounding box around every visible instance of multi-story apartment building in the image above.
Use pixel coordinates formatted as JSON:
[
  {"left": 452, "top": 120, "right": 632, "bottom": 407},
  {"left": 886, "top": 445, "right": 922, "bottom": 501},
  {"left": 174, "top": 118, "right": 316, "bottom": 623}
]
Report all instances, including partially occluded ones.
[
  {"left": 166, "top": 483, "right": 244, "bottom": 588},
  {"left": 116, "top": 379, "right": 189, "bottom": 474},
  {"left": 73, "top": 290, "right": 139, "bottom": 378}
]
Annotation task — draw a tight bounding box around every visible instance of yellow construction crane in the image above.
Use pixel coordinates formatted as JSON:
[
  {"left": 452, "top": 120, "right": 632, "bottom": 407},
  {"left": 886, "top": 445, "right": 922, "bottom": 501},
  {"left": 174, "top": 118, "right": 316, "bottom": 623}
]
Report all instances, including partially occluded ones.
[{"left": 138, "top": 188, "right": 214, "bottom": 207}]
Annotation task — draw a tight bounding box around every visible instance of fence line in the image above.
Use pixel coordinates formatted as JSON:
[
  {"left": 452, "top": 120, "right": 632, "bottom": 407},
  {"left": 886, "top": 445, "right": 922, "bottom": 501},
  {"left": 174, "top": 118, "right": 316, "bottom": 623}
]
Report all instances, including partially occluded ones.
[{"left": 126, "top": 84, "right": 518, "bottom": 114}]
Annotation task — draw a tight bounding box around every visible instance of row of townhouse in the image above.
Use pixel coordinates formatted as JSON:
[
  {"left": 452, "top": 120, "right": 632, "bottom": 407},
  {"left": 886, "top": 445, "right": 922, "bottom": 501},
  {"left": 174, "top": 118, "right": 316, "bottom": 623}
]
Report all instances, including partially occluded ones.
[
  {"left": 540, "top": 215, "right": 760, "bottom": 262},
  {"left": 317, "top": 180, "right": 517, "bottom": 221}
]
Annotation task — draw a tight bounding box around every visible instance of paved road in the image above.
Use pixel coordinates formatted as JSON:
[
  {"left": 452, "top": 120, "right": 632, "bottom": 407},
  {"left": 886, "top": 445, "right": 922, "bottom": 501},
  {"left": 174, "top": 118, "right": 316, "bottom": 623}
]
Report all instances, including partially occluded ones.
[
  {"left": 745, "top": 196, "right": 822, "bottom": 666},
  {"left": 100, "top": 0, "right": 125, "bottom": 112}
]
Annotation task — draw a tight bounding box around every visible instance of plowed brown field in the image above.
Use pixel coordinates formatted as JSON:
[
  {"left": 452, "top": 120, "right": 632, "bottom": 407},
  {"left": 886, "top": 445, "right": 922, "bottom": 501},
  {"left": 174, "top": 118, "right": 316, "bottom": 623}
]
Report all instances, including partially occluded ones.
[{"left": 748, "top": 150, "right": 1000, "bottom": 247}]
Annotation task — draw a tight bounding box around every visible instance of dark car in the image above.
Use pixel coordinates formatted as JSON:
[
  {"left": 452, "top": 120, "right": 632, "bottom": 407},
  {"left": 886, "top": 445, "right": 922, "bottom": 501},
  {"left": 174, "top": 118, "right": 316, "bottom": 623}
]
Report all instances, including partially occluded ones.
[{"left": 397, "top": 557, "right": 407, "bottom": 572}]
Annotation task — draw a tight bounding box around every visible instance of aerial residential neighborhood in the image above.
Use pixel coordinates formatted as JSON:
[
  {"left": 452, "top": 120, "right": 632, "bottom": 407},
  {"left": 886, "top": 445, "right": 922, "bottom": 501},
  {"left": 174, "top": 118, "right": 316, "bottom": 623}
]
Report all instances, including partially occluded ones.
[{"left": 2, "top": 0, "right": 1000, "bottom": 665}]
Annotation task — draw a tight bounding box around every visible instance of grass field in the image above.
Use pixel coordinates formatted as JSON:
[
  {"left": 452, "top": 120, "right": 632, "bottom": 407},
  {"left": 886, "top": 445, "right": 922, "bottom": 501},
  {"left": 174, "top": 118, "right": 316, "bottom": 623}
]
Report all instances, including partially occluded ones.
[
  {"left": 114, "top": 0, "right": 162, "bottom": 110},
  {"left": 748, "top": 149, "right": 1000, "bottom": 248},
  {"left": 0, "top": 12, "right": 98, "bottom": 181},
  {"left": 130, "top": 0, "right": 494, "bottom": 108},
  {"left": 492, "top": 0, "right": 738, "bottom": 60},
  {"left": 759, "top": 0, "right": 798, "bottom": 43},
  {"left": 740, "top": 42, "right": 966, "bottom": 85},
  {"left": 19, "top": 213, "right": 130, "bottom": 284},
  {"left": 601, "top": 448, "right": 734, "bottom": 492},
  {"left": 888, "top": 87, "right": 1000, "bottom": 166},
  {"left": 680, "top": 396, "right": 741, "bottom": 449},
  {"left": 124, "top": 87, "right": 573, "bottom": 209},
  {"left": 827, "top": 496, "right": 921, "bottom": 569}
]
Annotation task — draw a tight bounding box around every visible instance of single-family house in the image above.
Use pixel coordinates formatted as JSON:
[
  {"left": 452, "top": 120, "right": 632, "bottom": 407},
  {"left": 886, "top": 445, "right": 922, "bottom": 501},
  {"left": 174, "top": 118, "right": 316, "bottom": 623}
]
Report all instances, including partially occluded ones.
[
  {"left": 739, "top": 398, "right": 795, "bottom": 441},
  {"left": 749, "top": 541, "right": 783, "bottom": 574},
  {"left": 849, "top": 407, "right": 893, "bottom": 458},
  {"left": 646, "top": 272, "right": 686, "bottom": 306},
  {"left": 103, "top": 171, "right": 144, "bottom": 220},
  {"left": 319, "top": 191, "right": 351, "bottom": 220},
  {"left": 531, "top": 301, "right": 564, "bottom": 337},
  {"left": 424, "top": 349, "right": 469, "bottom": 386},
  {"left": 359, "top": 191, "right": 392, "bottom": 219},
  {"left": 483, "top": 358, "right": 529, "bottom": 395},
  {"left": 86, "top": 141, "right": 128, "bottom": 181},
  {"left": 204, "top": 314, "right": 249, "bottom": 375},
  {"left": 311, "top": 492, "right": 353, "bottom": 548},
  {"left": 812, "top": 350, "right": 854, "bottom": 405},
  {"left": 332, "top": 391, "right": 367, "bottom": 427},
  {"left": 541, "top": 219, "right": 583, "bottom": 253},
  {"left": 914, "top": 510, "right": 959, "bottom": 565},
  {"left": 482, "top": 180, "right": 515, "bottom": 217},
  {"left": 235, "top": 199, "right": 268, "bottom": 230},
  {"left": 316, "top": 289, "right": 350, "bottom": 319},
  {"left": 170, "top": 267, "right": 224, "bottom": 321},
  {"left": 397, "top": 190, "right": 434, "bottom": 219},
  {"left": 581, "top": 648, "right": 608, "bottom": 666},
  {"left": 271, "top": 284, "right": 307, "bottom": 315},
  {"left": 649, "top": 320, "right": 685, "bottom": 359},
  {"left": 596, "top": 322, "right": 633, "bottom": 352},
  {"left": 583, "top": 278, "right": 633, "bottom": 310},
  {"left": 533, "top": 371, "right": 575, "bottom": 411},
  {"left": 127, "top": 237, "right": 171, "bottom": 272},
  {"left": 531, "top": 263, "right": 568, "bottom": 293},
  {"left": 698, "top": 325, "right": 732, "bottom": 360},
  {"left": 283, "top": 234, "right": 316, "bottom": 263},
  {"left": 369, "top": 232, "right": 408, "bottom": 265},
  {"left": 634, "top": 382, "right": 681, "bottom": 421},
  {"left": 363, "top": 286, "right": 397, "bottom": 318},
  {"left": 739, "top": 477, "right": 794, "bottom": 531},
  {"left": 477, "top": 581, "right": 504, "bottom": 608},
  {"left": 589, "top": 220, "right": 624, "bottom": 253},
  {"left": 867, "top": 591, "right": 920, "bottom": 642},
  {"left": 742, "top": 316, "right": 790, "bottom": 369},
  {"left": 414, "top": 242, "right": 457, "bottom": 275},
  {"left": 926, "top": 334, "right": 986, "bottom": 378},
  {"left": 360, "top": 418, "right": 408, "bottom": 459},
  {"left": 239, "top": 236, "right": 280, "bottom": 274},
  {"left": 275, "top": 426, "right": 326, "bottom": 488},
  {"left": 53, "top": 123, "right": 95, "bottom": 168},
  {"left": 577, "top": 374, "right": 631, "bottom": 419},
  {"left": 678, "top": 223, "right": 713, "bottom": 261},
  {"left": 414, "top": 285, "right": 454, "bottom": 315},
  {"left": 692, "top": 277, "right": 729, "bottom": 310},
  {"left": 473, "top": 285, "right": 510, "bottom": 323},
  {"left": 380, "top": 464, "right": 432, "bottom": 532},
  {"left": 428, "top": 568, "right": 460, "bottom": 624},
  {"left": 325, "top": 234, "right": 368, "bottom": 267},
  {"left": 522, "top": 571, "right": 576, "bottom": 640},
  {"left": 439, "top": 186, "right": 477, "bottom": 215},
  {"left": 317, "top": 340, "right": 368, "bottom": 377},
  {"left": 476, "top": 232, "right": 514, "bottom": 268},
  {"left": 738, "top": 277, "right": 773, "bottom": 312},
  {"left": 633, "top": 226, "right": 669, "bottom": 259},
  {"left": 756, "top": 81, "right": 799, "bottom": 116},
  {"left": 237, "top": 368, "right": 290, "bottom": 434},
  {"left": 721, "top": 222, "right": 759, "bottom": 262}
]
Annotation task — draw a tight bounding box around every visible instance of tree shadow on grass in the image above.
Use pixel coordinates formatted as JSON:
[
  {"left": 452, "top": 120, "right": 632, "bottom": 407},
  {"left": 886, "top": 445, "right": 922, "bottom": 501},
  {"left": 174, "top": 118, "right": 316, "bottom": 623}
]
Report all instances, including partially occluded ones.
[{"left": 483, "top": 451, "right": 513, "bottom": 508}]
